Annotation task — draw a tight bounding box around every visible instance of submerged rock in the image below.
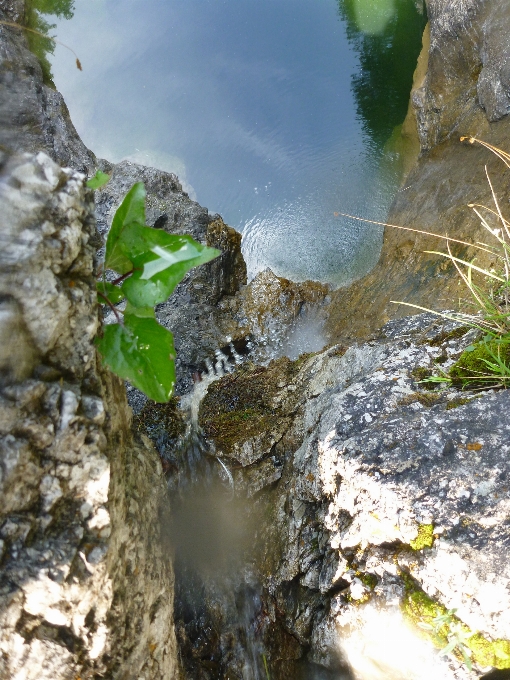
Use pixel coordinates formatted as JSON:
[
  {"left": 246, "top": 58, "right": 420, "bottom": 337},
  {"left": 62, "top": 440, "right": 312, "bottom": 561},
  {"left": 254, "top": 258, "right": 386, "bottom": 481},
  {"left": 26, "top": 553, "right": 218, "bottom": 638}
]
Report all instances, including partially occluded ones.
[
  {"left": 326, "top": 0, "right": 510, "bottom": 344},
  {"left": 194, "top": 313, "right": 510, "bottom": 680}
]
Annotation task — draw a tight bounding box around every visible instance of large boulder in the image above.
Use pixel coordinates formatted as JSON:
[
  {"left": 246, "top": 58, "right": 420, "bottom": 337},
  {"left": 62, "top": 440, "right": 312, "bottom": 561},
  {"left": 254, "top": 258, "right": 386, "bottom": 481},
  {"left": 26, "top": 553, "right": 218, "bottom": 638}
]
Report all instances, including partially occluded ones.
[{"left": 197, "top": 313, "right": 510, "bottom": 680}]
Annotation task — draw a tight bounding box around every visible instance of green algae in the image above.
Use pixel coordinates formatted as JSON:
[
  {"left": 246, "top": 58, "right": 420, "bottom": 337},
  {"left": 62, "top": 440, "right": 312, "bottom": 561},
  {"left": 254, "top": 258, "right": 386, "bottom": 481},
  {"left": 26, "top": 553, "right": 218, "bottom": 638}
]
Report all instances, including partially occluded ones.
[
  {"left": 409, "top": 524, "right": 434, "bottom": 550},
  {"left": 402, "top": 576, "right": 510, "bottom": 670}
]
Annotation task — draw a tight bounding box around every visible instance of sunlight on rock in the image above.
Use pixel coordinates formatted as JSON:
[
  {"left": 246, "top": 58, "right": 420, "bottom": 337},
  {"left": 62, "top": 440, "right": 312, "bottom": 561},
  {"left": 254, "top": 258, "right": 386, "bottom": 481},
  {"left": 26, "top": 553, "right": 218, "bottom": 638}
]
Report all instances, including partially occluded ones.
[{"left": 337, "top": 604, "right": 451, "bottom": 680}]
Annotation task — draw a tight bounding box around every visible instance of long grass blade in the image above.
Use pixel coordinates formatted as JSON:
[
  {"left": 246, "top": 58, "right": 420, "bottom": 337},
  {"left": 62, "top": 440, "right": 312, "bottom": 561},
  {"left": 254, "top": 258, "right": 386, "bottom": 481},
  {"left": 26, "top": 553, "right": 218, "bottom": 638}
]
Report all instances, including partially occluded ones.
[
  {"left": 423, "top": 251, "right": 505, "bottom": 282},
  {"left": 336, "top": 213, "right": 494, "bottom": 254}
]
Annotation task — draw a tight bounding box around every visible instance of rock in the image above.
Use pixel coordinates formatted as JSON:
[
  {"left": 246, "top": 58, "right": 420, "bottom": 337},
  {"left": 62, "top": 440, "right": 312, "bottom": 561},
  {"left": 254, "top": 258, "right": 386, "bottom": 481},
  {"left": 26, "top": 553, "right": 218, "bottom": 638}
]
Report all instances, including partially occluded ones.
[
  {"left": 326, "top": 0, "right": 510, "bottom": 345},
  {"left": 196, "top": 313, "right": 510, "bottom": 679},
  {"left": 0, "top": 153, "right": 178, "bottom": 680},
  {"left": 0, "top": 1, "right": 97, "bottom": 173},
  {"left": 228, "top": 268, "right": 330, "bottom": 362}
]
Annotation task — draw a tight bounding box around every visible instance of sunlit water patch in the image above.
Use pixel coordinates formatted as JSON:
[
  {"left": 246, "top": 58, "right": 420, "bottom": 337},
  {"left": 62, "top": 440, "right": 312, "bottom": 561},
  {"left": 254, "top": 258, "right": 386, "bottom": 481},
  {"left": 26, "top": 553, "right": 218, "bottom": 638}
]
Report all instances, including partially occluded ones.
[{"left": 47, "top": 0, "right": 425, "bottom": 286}]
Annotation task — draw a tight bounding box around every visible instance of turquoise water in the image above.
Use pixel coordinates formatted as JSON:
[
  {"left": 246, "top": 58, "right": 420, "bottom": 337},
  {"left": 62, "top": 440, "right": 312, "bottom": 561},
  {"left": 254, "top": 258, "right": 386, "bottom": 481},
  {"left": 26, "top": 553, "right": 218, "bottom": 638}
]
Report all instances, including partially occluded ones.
[{"left": 48, "top": 0, "right": 425, "bottom": 285}]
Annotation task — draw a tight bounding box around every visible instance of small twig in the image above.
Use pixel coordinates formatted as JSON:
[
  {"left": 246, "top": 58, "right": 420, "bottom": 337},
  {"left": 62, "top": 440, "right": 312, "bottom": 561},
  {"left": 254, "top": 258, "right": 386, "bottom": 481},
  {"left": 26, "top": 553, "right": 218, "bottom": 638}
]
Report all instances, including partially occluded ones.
[
  {"left": 97, "top": 291, "right": 124, "bottom": 324},
  {"left": 336, "top": 213, "right": 494, "bottom": 254},
  {"left": 0, "top": 19, "right": 82, "bottom": 70},
  {"left": 111, "top": 269, "right": 135, "bottom": 286}
]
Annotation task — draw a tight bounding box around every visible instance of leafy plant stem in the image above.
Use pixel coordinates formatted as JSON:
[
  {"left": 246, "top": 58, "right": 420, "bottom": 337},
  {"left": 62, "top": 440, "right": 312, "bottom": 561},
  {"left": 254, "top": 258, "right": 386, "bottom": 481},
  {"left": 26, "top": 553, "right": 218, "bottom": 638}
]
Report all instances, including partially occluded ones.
[
  {"left": 97, "top": 291, "right": 124, "bottom": 325},
  {"left": 111, "top": 269, "right": 136, "bottom": 286}
]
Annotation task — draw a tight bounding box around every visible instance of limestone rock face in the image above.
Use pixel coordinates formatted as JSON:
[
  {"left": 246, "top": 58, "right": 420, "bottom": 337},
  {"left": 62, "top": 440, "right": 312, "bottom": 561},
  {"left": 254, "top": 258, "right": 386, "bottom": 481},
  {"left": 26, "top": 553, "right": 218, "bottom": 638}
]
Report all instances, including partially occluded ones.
[
  {"left": 198, "top": 314, "right": 510, "bottom": 680},
  {"left": 416, "top": 0, "right": 510, "bottom": 150},
  {"left": 0, "top": 153, "right": 178, "bottom": 680},
  {"left": 327, "top": 0, "right": 510, "bottom": 345}
]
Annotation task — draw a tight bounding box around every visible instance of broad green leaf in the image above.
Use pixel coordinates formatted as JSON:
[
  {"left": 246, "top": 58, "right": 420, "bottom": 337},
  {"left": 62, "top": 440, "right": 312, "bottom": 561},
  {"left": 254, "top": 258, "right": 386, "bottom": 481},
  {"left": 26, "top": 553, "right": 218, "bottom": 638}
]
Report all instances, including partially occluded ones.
[
  {"left": 105, "top": 182, "right": 146, "bottom": 274},
  {"left": 95, "top": 315, "right": 176, "bottom": 402},
  {"left": 87, "top": 170, "right": 110, "bottom": 190},
  {"left": 96, "top": 280, "right": 125, "bottom": 305},
  {"left": 124, "top": 302, "right": 156, "bottom": 318},
  {"left": 121, "top": 234, "right": 220, "bottom": 307}
]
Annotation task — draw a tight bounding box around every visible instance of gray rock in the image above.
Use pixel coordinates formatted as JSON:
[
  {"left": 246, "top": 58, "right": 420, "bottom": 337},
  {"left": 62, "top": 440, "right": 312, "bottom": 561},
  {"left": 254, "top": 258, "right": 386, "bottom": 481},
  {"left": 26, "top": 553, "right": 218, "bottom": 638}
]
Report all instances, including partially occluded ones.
[
  {"left": 198, "top": 313, "right": 510, "bottom": 679},
  {"left": 94, "top": 159, "right": 247, "bottom": 397},
  {"left": 0, "top": 0, "right": 97, "bottom": 173},
  {"left": 0, "top": 152, "right": 178, "bottom": 680}
]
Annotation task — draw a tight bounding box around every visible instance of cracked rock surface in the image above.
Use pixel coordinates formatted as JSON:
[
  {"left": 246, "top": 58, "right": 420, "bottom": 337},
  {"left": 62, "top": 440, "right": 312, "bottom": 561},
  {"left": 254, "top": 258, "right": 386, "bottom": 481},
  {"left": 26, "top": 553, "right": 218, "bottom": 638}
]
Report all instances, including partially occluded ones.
[
  {"left": 0, "top": 152, "right": 178, "bottom": 679},
  {"left": 196, "top": 313, "right": 510, "bottom": 680}
]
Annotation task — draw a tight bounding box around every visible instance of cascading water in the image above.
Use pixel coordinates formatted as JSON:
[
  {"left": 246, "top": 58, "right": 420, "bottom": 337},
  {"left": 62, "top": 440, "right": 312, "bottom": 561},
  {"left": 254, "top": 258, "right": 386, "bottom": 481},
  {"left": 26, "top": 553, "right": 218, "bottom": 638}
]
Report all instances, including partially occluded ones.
[{"left": 160, "top": 344, "right": 274, "bottom": 679}]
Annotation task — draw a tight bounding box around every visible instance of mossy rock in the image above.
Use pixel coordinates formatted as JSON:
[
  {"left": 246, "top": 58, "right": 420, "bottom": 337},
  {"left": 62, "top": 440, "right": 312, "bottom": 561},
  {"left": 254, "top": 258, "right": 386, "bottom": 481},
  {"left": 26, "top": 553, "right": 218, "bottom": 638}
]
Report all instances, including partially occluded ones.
[
  {"left": 449, "top": 339, "right": 510, "bottom": 388},
  {"left": 409, "top": 524, "right": 434, "bottom": 550},
  {"left": 198, "top": 357, "right": 303, "bottom": 456},
  {"left": 133, "top": 398, "right": 186, "bottom": 444},
  {"left": 398, "top": 392, "right": 443, "bottom": 408},
  {"left": 410, "top": 366, "right": 436, "bottom": 389},
  {"left": 402, "top": 578, "right": 510, "bottom": 670},
  {"left": 429, "top": 326, "right": 470, "bottom": 347}
]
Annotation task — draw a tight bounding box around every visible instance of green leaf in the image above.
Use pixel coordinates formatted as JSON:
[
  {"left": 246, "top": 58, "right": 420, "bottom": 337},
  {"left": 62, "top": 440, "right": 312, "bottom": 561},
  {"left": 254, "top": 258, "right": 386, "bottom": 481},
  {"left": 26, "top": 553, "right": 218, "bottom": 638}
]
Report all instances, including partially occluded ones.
[
  {"left": 86, "top": 170, "right": 110, "bottom": 190},
  {"left": 95, "top": 315, "right": 176, "bottom": 402},
  {"left": 439, "top": 640, "right": 457, "bottom": 657},
  {"left": 124, "top": 302, "right": 155, "bottom": 318},
  {"left": 105, "top": 182, "right": 146, "bottom": 274},
  {"left": 96, "top": 280, "right": 125, "bottom": 305},
  {"left": 121, "top": 234, "right": 220, "bottom": 307}
]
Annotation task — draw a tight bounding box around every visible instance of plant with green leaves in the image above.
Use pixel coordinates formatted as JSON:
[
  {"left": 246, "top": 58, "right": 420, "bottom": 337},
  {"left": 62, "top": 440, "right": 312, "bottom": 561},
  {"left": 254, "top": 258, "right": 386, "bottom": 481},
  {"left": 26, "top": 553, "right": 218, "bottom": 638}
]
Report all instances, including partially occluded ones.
[
  {"left": 418, "top": 608, "right": 475, "bottom": 671},
  {"left": 91, "top": 175, "right": 220, "bottom": 402}
]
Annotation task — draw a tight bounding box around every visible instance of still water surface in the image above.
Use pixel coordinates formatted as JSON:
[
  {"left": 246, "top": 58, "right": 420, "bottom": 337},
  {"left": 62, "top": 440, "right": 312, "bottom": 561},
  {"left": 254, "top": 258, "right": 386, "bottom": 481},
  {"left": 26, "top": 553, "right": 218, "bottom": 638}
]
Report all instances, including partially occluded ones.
[{"left": 49, "top": 0, "right": 425, "bottom": 285}]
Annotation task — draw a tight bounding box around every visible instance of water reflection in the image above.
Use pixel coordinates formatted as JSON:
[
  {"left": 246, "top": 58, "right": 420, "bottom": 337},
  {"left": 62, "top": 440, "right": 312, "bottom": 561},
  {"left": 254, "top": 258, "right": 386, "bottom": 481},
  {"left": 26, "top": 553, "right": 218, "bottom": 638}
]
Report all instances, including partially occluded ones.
[
  {"left": 338, "top": 0, "right": 427, "bottom": 147},
  {"left": 25, "top": 0, "right": 75, "bottom": 82},
  {"left": 48, "top": 0, "right": 425, "bottom": 286}
]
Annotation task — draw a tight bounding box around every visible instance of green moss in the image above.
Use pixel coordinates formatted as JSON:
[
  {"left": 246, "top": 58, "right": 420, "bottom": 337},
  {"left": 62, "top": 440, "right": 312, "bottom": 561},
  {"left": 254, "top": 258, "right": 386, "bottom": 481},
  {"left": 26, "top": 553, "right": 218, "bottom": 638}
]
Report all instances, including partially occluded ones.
[
  {"left": 469, "top": 635, "right": 510, "bottom": 669},
  {"left": 429, "top": 326, "right": 470, "bottom": 347},
  {"left": 402, "top": 576, "right": 510, "bottom": 669},
  {"left": 445, "top": 396, "right": 481, "bottom": 410},
  {"left": 449, "top": 339, "right": 510, "bottom": 388},
  {"left": 402, "top": 590, "right": 450, "bottom": 647},
  {"left": 409, "top": 524, "right": 434, "bottom": 550},
  {"left": 358, "top": 572, "right": 378, "bottom": 590},
  {"left": 398, "top": 392, "right": 442, "bottom": 408},
  {"left": 410, "top": 366, "right": 436, "bottom": 390}
]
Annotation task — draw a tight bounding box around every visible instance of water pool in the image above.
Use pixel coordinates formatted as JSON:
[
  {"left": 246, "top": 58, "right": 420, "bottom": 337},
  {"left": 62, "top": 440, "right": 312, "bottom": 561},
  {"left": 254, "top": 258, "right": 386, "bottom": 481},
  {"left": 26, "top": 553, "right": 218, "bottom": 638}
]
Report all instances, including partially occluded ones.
[{"left": 47, "top": 0, "right": 426, "bottom": 285}]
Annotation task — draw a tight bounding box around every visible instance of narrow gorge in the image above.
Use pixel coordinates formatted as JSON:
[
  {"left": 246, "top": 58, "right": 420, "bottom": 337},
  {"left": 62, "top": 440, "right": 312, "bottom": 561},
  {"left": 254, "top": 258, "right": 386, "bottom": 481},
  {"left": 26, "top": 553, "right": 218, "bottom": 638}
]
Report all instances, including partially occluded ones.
[{"left": 1, "top": 1, "right": 510, "bottom": 679}]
